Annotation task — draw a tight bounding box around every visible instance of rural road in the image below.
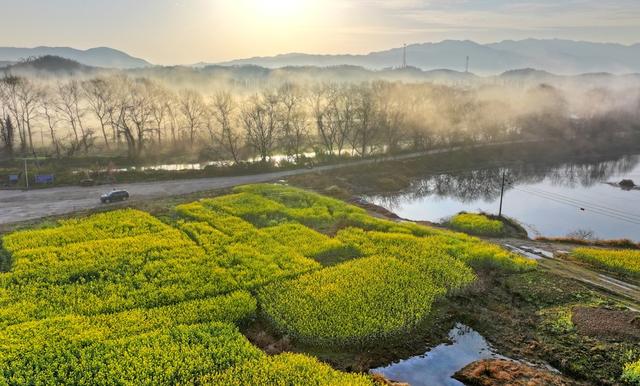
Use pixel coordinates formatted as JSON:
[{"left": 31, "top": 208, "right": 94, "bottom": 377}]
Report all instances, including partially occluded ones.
[
  {"left": 2, "top": 142, "right": 524, "bottom": 225},
  {"left": 503, "top": 240, "right": 640, "bottom": 310}
]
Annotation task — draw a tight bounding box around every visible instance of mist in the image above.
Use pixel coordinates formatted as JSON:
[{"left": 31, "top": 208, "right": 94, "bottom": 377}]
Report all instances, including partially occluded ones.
[{"left": 0, "top": 56, "right": 639, "bottom": 165}]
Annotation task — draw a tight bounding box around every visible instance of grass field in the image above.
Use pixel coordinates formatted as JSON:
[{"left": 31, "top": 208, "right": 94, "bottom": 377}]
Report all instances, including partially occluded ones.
[{"left": 0, "top": 183, "right": 535, "bottom": 384}]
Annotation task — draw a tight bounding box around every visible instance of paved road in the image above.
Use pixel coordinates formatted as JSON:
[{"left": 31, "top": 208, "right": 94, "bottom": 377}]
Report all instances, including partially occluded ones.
[{"left": 4, "top": 142, "right": 525, "bottom": 225}]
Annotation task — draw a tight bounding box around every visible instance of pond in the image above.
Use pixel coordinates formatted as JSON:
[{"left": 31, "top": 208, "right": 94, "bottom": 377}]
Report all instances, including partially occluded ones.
[
  {"left": 367, "top": 153, "right": 640, "bottom": 241},
  {"left": 370, "top": 324, "right": 507, "bottom": 386}
]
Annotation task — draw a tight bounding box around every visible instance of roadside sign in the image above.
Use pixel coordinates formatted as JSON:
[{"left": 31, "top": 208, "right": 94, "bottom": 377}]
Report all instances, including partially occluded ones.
[{"left": 35, "top": 174, "right": 54, "bottom": 184}]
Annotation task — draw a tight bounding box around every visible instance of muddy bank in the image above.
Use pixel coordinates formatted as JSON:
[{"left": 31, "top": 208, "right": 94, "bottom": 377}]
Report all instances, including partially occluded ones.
[
  {"left": 454, "top": 359, "right": 575, "bottom": 386},
  {"left": 572, "top": 307, "right": 640, "bottom": 341}
]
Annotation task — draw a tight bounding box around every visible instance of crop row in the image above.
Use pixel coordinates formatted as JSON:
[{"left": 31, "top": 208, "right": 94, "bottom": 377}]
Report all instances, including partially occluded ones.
[
  {"left": 259, "top": 255, "right": 453, "bottom": 346},
  {"left": 2, "top": 209, "right": 169, "bottom": 252},
  {"left": 336, "top": 227, "right": 534, "bottom": 272},
  {"left": 199, "top": 353, "right": 375, "bottom": 385},
  {"left": 0, "top": 183, "right": 537, "bottom": 383},
  {"left": 1, "top": 321, "right": 263, "bottom": 385},
  {"left": 572, "top": 247, "right": 640, "bottom": 279},
  {"left": 448, "top": 212, "right": 505, "bottom": 236}
]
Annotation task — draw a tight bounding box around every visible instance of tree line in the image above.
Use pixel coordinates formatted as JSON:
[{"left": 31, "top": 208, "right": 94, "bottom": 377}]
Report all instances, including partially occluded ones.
[{"left": 0, "top": 74, "right": 638, "bottom": 163}]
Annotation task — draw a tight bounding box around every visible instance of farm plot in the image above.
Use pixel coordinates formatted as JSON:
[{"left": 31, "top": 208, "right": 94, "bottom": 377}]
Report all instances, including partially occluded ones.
[
  {"left": 572, "top": 247, "right": 640, "bottom": 279},
  {"left": 0, "top": 183, "right": 534, "bottom": 384}
]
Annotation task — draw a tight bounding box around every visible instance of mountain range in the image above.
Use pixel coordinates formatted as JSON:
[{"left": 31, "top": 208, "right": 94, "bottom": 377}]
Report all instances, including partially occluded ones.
[
  {"left": 0, "top": 46, "right": 150, "bottom": 69},
  {"left": 217, "top": 39, "right": 640, "bottom": 75},
  {"left": 1, "top": 39, "right": 639, "bottom": 74}
]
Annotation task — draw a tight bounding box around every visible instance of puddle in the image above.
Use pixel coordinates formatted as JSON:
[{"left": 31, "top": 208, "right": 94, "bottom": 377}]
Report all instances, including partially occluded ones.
[{"left": 370, "top": 323, "right": 507, "bottom": 386}]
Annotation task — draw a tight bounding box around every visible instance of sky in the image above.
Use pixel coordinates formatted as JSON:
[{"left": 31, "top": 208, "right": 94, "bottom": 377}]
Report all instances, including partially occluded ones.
[{"left": 1, "top": 0, "right": 639, "bottom": 65}]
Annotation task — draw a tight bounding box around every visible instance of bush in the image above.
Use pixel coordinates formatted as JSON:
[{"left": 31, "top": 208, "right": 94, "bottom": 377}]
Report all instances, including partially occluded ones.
[
  {"left": 448, "top": 213, "right": 505, "bottom": 236},
  {"left": 623, "top": 360, "right": 640, "bottom": 385}
]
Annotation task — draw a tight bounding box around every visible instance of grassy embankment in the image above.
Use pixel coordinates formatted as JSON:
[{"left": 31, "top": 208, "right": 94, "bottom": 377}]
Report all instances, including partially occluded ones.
[{"left": 0, "top": 184, "right": 534, "bottom": 384}]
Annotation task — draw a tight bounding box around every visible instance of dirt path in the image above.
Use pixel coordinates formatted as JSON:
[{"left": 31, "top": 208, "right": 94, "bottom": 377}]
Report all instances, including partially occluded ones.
[
  {"left": 499, "top": 239, "right": 640, "bottom": 310},
  {"left": 0, "top": 141, "right": 535, "bottom": 225}
]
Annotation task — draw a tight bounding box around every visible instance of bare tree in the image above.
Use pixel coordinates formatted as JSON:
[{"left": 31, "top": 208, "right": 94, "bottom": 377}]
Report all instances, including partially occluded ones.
[
  {"left": 308, "top": 83, "right": 338, "bottom": 155},
  {"left": 57, "top": 80, "right": 91, "bottom": 153},
  {"left": 0, "top": 75, "right": 27, "bottom": 153},
  {"left": 40, "top": 87, "right": 62, "bottom": 157},
  {"left": 0, "top": 115, "right": 15, "bottom": 155},
  {"left": 149, "top": 84, "right": 172, "bottom": 148},
  {"left": 278, "top": 83, "right": 308, "bottom": 162},
  {"left": 120, "top": 79, "right": 155, "bottom": 157},
  {"left": 351, "top": 84, "right": 377, "bottom": 157},
  {"left": 374, "top": 82, "right": 406, "bottom": 153},
  {"left": 83, "top": 77, "right": 114, "bottom": 150},
  {"left": 242, "top": 91, "right": 279, "bottom": 162},
  {"left": 211, "top": 91, "right": 242, "bottom": 164},
  {"left": 178, "top": 89, "right": 207, "bottom": 148}
]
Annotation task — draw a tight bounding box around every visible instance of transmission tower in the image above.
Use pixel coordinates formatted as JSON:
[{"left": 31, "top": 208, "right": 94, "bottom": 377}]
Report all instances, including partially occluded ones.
[{"left": 402, "top": 44, "right": 407, "bottom": 69}]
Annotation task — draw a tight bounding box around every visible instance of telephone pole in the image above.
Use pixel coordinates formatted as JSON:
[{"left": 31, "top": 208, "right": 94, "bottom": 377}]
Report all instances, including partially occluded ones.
[
  {"left": 498, "top": 169, "right": 506, "bottom": 217},
  {"left": 465, "top": 56, "right": 469, "bottom": 73},
  {"left": 24, "top": 159, "right": 29, "bottom": 190}
]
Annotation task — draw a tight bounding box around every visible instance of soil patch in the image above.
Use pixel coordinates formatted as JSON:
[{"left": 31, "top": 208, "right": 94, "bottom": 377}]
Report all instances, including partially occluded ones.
[
  {"left": 454, "top": 359, "right": 576, "bottom": 386},
  {"left": 572, "top": 306, "right": 640, "bottom": 341}
]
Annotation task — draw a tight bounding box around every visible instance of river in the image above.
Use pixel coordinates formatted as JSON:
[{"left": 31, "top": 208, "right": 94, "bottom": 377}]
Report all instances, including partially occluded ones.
[{"left": 366, "top": 153, "right": 640, "bottom": 241}]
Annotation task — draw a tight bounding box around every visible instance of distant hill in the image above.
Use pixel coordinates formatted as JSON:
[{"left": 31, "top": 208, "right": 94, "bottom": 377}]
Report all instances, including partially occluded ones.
[
  {"left": 217, "top": 39, "right": 640, "bottom": 75},
  {"left": 3, "top": 56, "right": 95, "bottom": 75},
  {"left": 0, "top": 46, "right": 151, "bottom": 69}
]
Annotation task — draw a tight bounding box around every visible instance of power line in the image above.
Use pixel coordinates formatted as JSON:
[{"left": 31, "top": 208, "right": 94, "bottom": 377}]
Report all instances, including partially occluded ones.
[
  {"left": 512, "top": 187, "right": 640, "bottom": 225},
  {"left": 514, "top": 188, "right": 640, "bottom": 225},
  {"left": 522, "top": 186, "right": 640, "bottom": 219},
  {"left": 514, "top": 187, "right": 640, "bottom": 221}
]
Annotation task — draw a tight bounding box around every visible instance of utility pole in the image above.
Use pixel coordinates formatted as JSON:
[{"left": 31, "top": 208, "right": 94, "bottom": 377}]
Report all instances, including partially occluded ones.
[
  {"left": 465, "top": 56, "right": 469, "bottom": 73},
  {"left": 498, "top": 169, "right": 506, "bottom": 217},
  {"left": 24, "top": 159, "right": 29, "bottom": 190}
]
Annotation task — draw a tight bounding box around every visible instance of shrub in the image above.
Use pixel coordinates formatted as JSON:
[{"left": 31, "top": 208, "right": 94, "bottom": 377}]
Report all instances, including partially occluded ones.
[
  {"left": 623, "top": 360, "right": 640, "bottom": 385},
  {"left": 572, "top": 248, "right": 640, "bottom": 279},
  {"left": 448, "top": 213, "right": 505, "bottom": 236}
]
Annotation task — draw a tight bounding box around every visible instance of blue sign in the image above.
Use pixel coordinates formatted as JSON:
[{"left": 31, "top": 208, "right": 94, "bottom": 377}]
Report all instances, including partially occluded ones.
[
  {"left": 8, "top": 175, "right": 19, "bottom": 183},
  {"left": 35, "top": 174, "right": 54, "bottom": 184}
]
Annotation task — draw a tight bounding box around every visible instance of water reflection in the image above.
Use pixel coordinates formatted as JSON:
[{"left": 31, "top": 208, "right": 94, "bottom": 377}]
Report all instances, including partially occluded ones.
[
  {"left": 368, "top": 154, "right": 640, "bottom": 241},
  {"left": 371, "top": 324, "right": 507, "bottom": 386}
]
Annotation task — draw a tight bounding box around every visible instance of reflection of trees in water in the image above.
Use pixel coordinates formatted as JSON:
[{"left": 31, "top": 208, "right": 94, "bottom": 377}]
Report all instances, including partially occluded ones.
[{"left": 379, "top": 154, "right": 640, "bottom": 204}]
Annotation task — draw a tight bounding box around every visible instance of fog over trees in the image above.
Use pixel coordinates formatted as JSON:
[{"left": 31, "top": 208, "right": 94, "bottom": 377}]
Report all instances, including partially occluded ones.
[{"left": 0, "top": 63, "right": 639, "bottom": 164}]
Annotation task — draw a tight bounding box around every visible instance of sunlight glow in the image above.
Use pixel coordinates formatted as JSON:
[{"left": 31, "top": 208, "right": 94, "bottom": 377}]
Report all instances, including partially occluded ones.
[{"left": 244, "top": 0, "right": 311, "bottom": 20}]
